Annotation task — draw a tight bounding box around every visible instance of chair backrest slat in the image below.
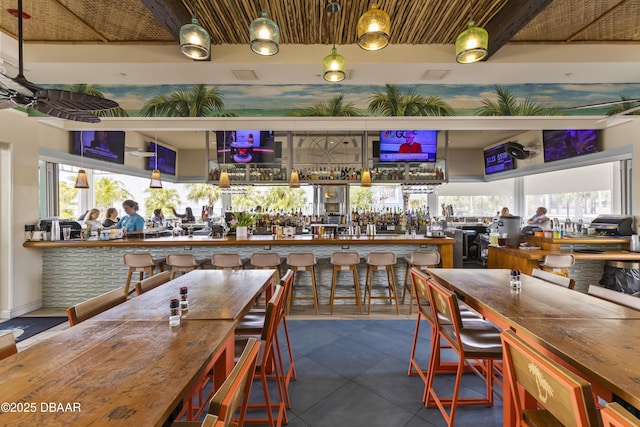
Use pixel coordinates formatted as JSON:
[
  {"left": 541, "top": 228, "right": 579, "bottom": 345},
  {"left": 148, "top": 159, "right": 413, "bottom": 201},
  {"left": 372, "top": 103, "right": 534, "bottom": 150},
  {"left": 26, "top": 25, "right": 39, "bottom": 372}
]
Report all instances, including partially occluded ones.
[
  {"left": 67, "top": 287, "right": 127, "bottom": 326},
  {"left": 501, "top": 329, "right": 600, "bottom": 427},
  {"left": 135, "top": 271, "right": 171, "bottom": 295},
  {"left": 425, "top": 277, "right": 464, "bottom": 351},
  {"left": 532, "top": 268, "right": 576, "bottom": 290},
  {"left": 587, "top": 285, "right": 640, "bottom": 311}
]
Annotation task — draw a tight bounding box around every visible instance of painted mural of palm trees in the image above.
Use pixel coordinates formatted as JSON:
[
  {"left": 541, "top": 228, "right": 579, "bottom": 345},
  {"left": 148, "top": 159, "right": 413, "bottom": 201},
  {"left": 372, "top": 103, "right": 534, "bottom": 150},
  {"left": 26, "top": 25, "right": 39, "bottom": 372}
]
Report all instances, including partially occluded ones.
[
  {"left": 368, "top": 84, "right": 454, "bottom": 116},
  {"left": 64, "top": 84, "right": 129, "bottom": 117},
  {"left": 476, "top": 85, "right": 564, "bottom": 116},
  {"left": 140, "top": 84, "right": 234, "bottom": 117},
  {"left": 606, "top": 95, "right": 640, "bottom": 115},
  {"left": 289, "top": 94, "right": 361, "bottom": 116}
]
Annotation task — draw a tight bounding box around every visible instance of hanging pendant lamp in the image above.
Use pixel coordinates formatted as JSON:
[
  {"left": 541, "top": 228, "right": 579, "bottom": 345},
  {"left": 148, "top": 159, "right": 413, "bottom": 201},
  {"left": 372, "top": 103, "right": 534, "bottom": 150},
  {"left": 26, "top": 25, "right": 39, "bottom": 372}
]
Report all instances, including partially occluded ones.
[
  {"left": 360, "top": 168, "right": 372, "bottom": 187},
  {"left": 455, "top": 20, "right": 488, "bottom": 64},
  {"left": 289, "top": 169, "right": 300, "bottom": 188},
  {"left": 219, "top": 169, "right": 231, "bottom": 188},
  {"left": 180, "top": 1, "right": 210, "bottom": 60},
  {"left": 357, "top": 3, "right": 390, "bottom": 51},
  {"left": 250, "top": 11, "right": 280, "bottom": 56},
  {"left": 149, "top": 133, "right": 163, "bottom": 188},
  {"left": 75, "top": 130, "right": 89, "bottom": 189},
  {"left": 323, "top": 1, "right": 346, "bottom": 82}
]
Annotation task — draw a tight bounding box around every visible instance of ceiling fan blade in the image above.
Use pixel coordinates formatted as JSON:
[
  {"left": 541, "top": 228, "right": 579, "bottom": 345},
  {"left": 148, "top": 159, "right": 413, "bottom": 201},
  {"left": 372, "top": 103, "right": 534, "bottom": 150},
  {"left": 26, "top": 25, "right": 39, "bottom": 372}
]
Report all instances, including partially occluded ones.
[
  {"left": 0, "top": 99, "right": 18, "bottom": 109},
  {"left": 569, "top": 98, "right": 640, "bottom": 110},
  {"left": 0, "top": 73, "right": 33, "bottom": 97},
  {"left": 35, "top": 89, "right": 119, "bottom": 111},
  {"left": 30, "top": 103, "right": 101, "bottom": 123}
]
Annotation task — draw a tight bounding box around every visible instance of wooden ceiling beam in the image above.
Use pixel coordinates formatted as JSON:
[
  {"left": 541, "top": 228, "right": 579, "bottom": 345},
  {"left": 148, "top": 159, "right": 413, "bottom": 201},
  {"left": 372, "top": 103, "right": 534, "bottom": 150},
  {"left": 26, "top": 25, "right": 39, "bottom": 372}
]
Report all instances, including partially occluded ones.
[
  {"left": 140, "top": 0, "right": 191, "bottom": 41},
  {"left": 483, "top": 0, "right": 554, "bottom": 60}
]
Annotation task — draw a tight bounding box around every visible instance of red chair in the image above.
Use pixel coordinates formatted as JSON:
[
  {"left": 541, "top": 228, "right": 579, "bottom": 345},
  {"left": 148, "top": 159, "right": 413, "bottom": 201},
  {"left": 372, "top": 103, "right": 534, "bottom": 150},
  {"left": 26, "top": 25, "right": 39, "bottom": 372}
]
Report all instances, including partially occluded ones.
[
  {"left": 601, "top": 402, "right": 640, "bottom": 427},
  {"left": 501, "top": 329, "right": 600, "bottom": 426}
]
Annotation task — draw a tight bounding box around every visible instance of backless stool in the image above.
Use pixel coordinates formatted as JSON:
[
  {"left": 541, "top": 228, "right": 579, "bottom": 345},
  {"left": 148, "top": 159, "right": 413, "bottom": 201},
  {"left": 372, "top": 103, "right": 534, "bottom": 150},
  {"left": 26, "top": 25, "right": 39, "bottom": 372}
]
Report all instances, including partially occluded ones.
[
  {"left": 329, "top": 251, "right": 363, "bottom": 315},
  {"left": 286, "top": 253, "right": 319, "bottom": 315},
  {"left": 364, "top": 252, "right": 399, "bottom": 314}
]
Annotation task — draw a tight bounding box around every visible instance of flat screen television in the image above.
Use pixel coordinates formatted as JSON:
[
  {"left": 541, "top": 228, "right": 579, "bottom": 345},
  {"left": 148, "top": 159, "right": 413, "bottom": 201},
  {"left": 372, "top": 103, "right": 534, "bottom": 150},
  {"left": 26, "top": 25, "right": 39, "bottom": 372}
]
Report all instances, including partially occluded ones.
[
  {"left": 71, "top": 130, "right": 125, "bottom": 164},
  {"left": 543, "top": 129, "right": 599, "bottom": 162},
  {"left": 378, "top": 130, "right": 438, "bottom": 162},
  {"left": 484, "top": 143, "right": 514, "bottom": 175},
  {"left": 147, "top": 142, "right": 177, "bottom": 176},
  {"left": 215, "top": 130, "right": 276, "bottom": 164}
]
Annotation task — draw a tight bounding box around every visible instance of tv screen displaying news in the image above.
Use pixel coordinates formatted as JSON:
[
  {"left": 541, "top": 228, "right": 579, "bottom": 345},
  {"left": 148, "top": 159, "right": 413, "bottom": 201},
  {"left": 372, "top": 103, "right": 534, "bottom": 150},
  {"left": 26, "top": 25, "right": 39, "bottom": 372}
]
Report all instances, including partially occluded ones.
[
  {"left": 71, "top": 130, "right": 125, "bottom": 164},
  {"left": 215, "top": 130, "right": 276, "bottom": 164},
  {"left": 378, "top": 130, "right": 438, "bottom": 162},
  {"left": 543, "top": 129, "right": 599, "bottom": 162},
  {"left": 147, "top": 142, "right": 177, "bottom": 176},
  {"left": 484, "top": 143, "right": 514, "bottom": 175}
]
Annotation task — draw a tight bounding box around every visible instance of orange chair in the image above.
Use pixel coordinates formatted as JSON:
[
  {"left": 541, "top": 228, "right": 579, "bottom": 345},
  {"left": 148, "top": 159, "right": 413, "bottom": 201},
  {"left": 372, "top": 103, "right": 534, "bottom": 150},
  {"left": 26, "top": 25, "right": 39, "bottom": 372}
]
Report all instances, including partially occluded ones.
[
  {"left": 424, "top": 277, "right": 502, "bottom": 426},
  {"left": 402, "top": 251, "right": 440, "bottom": 314},
  {"left": 601, "top": 402, "right": 640, "bottom": 427},
  {"left": 66, "top": 287, "right": 127, "bottom": 326},
  {"left": 135, "top": 271, "right": 171, "bottom": 295},
  {"left": 501, "top": 329, "right": 600, "bottom": 426},
  {"left": 235, "top": 286, "right": 288, "bottom": 427},
  {"left": 0, "top": 332, "right": 17, "bottom": 360}
]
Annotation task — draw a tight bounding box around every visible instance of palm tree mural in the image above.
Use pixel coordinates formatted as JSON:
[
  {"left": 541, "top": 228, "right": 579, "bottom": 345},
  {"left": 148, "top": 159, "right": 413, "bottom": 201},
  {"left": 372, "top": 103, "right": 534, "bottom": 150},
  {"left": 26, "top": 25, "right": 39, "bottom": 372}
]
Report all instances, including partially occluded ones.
[
  {"left": 606, "top": 95, "right": 640, "bottom": 115},
  {"left": 140, "top": 84, "right": 234, "bottom": 117},
  {"left": 143, "top": 188, "right": 181, "bottom": 218},
  {"left": 368, "top": 84, "right": 454, "bottom": 116},
  {"left": 64, "top": 84, "right": 129, "bottom": 117},
  {"left": 289, "top": 94, "right": 361, "bottom": 117},
  {"left": 476, "top": 85, "right": 564, "bottom": 116},
  {"left": 93, "top": 177, "right": 132, "bottom": 209}
]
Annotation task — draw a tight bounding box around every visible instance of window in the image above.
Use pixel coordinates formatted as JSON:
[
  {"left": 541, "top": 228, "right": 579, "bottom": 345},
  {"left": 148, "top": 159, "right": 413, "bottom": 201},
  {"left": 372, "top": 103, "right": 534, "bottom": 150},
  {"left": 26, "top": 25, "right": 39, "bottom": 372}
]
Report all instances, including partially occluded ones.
[{"left": 437, "top": 180, "right": 515, "bottom": 218}]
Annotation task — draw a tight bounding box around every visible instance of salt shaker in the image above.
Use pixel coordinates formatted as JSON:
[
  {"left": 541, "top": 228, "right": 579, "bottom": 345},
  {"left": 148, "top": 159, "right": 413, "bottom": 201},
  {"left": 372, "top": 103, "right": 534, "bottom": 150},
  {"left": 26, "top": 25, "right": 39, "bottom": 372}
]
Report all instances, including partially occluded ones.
[
  {"left": 179, "top": 286, "right": 189, "bottom": 312},
  {"left": 169, "top": 298, "right": 181, "bottom": 327}
]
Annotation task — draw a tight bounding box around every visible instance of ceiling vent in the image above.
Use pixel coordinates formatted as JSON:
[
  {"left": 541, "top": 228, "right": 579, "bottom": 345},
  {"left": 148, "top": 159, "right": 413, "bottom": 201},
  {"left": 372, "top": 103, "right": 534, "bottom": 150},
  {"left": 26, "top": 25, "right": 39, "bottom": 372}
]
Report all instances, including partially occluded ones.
[{"left": 232, "top": 69, "right": 259, "bottom": 80}]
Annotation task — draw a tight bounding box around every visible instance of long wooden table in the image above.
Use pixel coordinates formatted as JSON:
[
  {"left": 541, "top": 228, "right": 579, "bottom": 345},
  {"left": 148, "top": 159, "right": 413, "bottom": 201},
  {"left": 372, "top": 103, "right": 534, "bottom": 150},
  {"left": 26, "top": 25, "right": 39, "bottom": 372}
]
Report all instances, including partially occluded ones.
[
  {"left": 426, "top": 268, "right": 640, "bottom": 424},
  {"left": 93, "top": 269, "right": 274, "bottom": 321},
  {"left": 0, "top": 270, "right": 275, "bottom": 426}
]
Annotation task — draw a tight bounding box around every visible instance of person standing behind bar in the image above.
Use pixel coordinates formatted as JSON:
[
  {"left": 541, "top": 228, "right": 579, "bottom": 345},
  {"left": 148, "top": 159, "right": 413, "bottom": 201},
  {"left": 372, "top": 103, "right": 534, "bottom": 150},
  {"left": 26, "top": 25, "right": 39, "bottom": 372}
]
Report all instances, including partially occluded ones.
[
  {"left": 151, "top": 208, "right": 165, "bottom": 227},
  {"left": 102, "top": 207, "right": 119, "bottom": 228},
  {"left": 116, "top": 200, "right": 145, "bottom": 235},
  {"left": 171, "top": 207, "right": 195, "bottom": 223}
]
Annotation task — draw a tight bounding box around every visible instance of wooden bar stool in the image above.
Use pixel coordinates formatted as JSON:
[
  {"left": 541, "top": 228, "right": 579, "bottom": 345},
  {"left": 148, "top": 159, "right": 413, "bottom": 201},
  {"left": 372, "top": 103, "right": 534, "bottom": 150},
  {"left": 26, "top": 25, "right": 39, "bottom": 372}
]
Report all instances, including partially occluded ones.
[
  {"left": 123, "top": 252, "right": 162, "bottom": 296},
  {"left": 402, "top": 251, "right": 440, "bottom": 314},
  {"left": 165, "top": 253, "right": 206, "bottom": 279},
  {"left": 211, "top": 253, "right": 243, "bottom": 270},
  {"left": 286, "top": 252, "right": 319, "bottom": 315},
  {"left": 364, "top": 252, "right": 399, "bottom": 314},
  {"left": 329, "top": 251, "right": 363, "bottom": 315},
  {"left": 251, "top": 252, "right": 283, "bottom": 284},
  {"left": 540, "top": 253, "right": 575, "bottom": 277}
]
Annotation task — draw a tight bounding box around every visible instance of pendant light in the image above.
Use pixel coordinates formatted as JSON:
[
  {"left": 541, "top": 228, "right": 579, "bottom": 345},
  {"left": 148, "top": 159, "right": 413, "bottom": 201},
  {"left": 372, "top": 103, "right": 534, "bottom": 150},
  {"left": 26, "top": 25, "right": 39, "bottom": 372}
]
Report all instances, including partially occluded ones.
[
  {"left": 357, "top": 3, "right": 390, "bottom": 51},
  {"left": 149, "top": 132, "right": 163, "bottom": 189},
  {"left": 249, "top": 10, "right": 280, "bottom": 56},
  {"left": 219, "top": 128, "right": 230, "bottom": 188},
  {"left": 455, "top": 2, "right": 488, "bottom": 64},
  {"left": 360, "top": 168, "right": 372, "bottom": 187},
  {"left": 74, "top": 130, "right": 89, "bottom": 189},
  {"left": 323, "top": 1, "right": 346, "bottom": 83},
  {"left": 289, "top": 169, "right": 300, "bottom": 188},
  {"left": 180, "top": 1, "right": 211, "bottom": 60}
]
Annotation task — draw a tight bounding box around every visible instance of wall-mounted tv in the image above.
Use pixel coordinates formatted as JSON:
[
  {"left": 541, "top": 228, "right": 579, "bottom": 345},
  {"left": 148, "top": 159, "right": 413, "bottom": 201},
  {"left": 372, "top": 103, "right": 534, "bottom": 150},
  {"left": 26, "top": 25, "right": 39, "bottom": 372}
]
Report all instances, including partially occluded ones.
[
  {"left": 215, "top": 130, "right": 276, "bottom": 164},
  {"left": 484, "top": 143, "right": 514, "bottom": 175},
  {"left": 543, "top": 129, "right": 599, "bottom": 162},
  {"left": 71, "top": 130, "right": 125, "bottom": 164},
  {"left": 378, "top": 130, "right": 437, "bottom": 162},
  {"left": 147, "top": 142, "right": 177, "bottom": 176}
]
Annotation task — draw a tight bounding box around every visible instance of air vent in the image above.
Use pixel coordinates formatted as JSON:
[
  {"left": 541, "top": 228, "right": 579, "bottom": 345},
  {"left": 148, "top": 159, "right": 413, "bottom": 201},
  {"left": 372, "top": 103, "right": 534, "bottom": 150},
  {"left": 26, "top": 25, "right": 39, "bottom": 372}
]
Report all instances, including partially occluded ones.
[
  {"left": 232, "top": 70, "right": 259, "bottom": 80},
  {"left": 421, "top": 69, "right": 450, "bottom": 81}
]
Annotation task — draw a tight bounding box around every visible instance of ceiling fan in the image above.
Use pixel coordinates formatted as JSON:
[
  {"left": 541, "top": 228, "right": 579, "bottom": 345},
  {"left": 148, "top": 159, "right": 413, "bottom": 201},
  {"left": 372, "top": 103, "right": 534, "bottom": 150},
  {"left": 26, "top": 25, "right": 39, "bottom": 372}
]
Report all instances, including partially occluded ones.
[
  {"left": 0, "top": 0, "right": 118, "bottom": 123},
  {"left": 569, "top": 97, "right": 640, "bottom": 117}
]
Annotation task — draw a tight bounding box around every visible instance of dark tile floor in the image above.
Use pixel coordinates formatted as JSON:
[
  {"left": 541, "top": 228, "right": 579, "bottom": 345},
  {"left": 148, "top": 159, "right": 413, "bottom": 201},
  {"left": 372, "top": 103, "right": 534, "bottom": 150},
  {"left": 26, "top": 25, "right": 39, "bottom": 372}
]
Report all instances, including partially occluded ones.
[{"left": 260, "top": 319, "right": 503, "bottom": 427}]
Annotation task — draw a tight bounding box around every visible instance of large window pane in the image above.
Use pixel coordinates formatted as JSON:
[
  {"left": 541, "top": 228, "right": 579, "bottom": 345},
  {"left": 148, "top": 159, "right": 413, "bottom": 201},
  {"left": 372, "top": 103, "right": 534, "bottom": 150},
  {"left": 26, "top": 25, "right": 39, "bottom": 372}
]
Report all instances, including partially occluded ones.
[{"left": 437, "top": 180, "right": 515, "bottom": 217}]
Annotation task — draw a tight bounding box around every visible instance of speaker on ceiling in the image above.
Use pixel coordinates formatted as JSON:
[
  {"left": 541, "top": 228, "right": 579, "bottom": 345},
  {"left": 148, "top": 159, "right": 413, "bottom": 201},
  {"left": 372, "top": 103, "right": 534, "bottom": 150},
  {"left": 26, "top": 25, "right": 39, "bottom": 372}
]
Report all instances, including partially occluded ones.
[{"left": 504, "top": 142, "right": 530, "bottom": 160}]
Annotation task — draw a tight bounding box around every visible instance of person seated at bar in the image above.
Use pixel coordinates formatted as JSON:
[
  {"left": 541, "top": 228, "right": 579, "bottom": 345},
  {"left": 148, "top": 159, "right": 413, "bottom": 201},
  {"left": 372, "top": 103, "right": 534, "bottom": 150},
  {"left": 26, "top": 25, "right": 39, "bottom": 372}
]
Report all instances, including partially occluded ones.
[
  {"left": 500, "top": 207, "right": 511, "bottom": 216},
  {"left": 102, "top": 207, "right": 119, "bottom": 228},
  {"left": 84, "top": 209, "right": 104, "bottom": 232},
  {"left": 116, "top": 199, "right": 145, "bottom": 236},
  {"left": 171, "top": 207, "right": 195, "bottom": 223},
  {"left": 527, "top": 206, "right": 551, "bottom": 229},
  {"left": 151, "top": 208, "right": 165, "bottom": 227}
]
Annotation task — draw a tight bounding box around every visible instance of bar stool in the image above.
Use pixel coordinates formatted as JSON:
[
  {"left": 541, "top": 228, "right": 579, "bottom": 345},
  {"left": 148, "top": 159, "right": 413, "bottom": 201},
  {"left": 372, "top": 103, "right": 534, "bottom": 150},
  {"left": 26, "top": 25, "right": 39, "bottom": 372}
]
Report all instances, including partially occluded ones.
[
  {"left": 329, "top": 251, "right": 363, "bottom": 315},
  {"left": 123, "top": 252, "right": 162, "bottom": 296},
  {"left": 286, "top": 252, "right": 319, "bottom": 315},
  {"left": 211, "top": 253, "right": 243, "bottom": 270},
  {"left": 402, "top": 251, "right": 440, "bottom": 314},
  {"left": 541, "top": 253, "right": 575, "bottom": 277},
  {"left": 165, "top": 253, "right": 206, "bottom": 279},
  {"left": 251, "top": 252, "right": 283, "bottom": 284},
  {"left": 364, "top": 252, "right": 399, "bottom": 314}
]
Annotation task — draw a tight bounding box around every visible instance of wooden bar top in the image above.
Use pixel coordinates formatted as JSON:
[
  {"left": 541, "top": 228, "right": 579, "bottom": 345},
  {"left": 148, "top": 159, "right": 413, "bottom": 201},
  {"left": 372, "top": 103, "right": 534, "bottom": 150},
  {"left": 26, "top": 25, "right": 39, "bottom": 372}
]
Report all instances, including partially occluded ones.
[
  {"left": 93, "top": 270, "right": 274, "bottom": 321},
  {"left": 0, "top": 319, "right": 235, "bottom": 427},
  {"left": 23, "top": 234, "right": 455, "bottom": 248}
]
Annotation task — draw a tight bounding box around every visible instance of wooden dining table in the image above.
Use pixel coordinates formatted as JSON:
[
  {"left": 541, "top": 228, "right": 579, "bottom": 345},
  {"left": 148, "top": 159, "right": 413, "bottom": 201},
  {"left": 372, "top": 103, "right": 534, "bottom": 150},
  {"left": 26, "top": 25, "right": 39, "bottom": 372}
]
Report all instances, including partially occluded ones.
[
  {"left": 426, "top": 268, "right": 640, "bottom": 425},
  {"left": 93, "top": 269, "right": 275, "bottom": 321},
  {"left": 0, "top": 269, "right": 276, "bottom": 426}
]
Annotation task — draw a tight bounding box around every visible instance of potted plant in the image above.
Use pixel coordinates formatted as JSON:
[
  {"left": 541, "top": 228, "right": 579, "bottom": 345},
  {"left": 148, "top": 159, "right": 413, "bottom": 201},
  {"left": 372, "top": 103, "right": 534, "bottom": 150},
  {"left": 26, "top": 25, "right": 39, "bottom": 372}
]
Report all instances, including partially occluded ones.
[{"left": 230, "top": 212, "right": 255, "bottom": 238}]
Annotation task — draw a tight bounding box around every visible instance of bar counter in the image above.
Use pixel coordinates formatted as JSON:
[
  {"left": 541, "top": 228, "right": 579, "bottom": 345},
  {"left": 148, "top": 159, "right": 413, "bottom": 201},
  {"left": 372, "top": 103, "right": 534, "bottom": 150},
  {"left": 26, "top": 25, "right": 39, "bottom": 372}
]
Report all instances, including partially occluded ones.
[{"left": 24, "top": 234, "right": 454, "bottom": 308}]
